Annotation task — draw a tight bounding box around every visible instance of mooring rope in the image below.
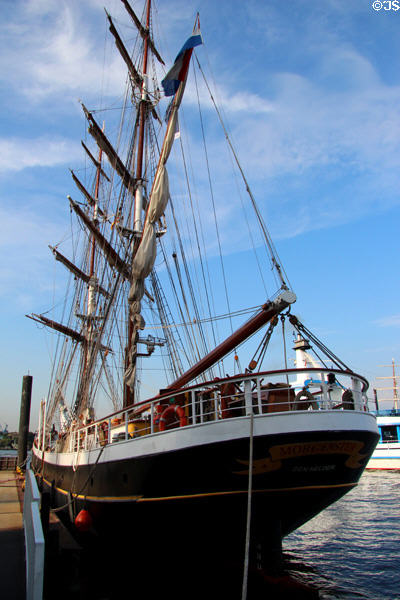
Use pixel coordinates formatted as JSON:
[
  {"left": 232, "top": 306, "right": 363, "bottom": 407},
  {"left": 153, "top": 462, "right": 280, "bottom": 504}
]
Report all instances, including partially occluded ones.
[
  {"left": 241, "top": 409, "right": 254, "bottom": 600},
  {"left": 51, "top": 443, "right": 106, "bottom": 514}
]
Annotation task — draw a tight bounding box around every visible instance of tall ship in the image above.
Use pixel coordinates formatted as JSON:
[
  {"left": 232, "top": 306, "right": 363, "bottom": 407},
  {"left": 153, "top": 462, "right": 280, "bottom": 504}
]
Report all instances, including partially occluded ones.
[{"left": 29, "top": 0, "right": 379, "bottom": 591}]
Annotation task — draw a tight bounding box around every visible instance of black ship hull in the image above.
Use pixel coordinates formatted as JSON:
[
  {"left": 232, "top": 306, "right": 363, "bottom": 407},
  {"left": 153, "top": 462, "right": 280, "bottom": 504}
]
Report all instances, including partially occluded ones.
[
  {"left": 32, "top": 412, "right": 378, "bottom": 542},
  {"left": 31, "top": 409, "right": 378, "bottom": 598}
]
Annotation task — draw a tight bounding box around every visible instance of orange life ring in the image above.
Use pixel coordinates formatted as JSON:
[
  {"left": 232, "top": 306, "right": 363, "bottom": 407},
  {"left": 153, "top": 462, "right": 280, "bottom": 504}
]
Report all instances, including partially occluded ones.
[{"left": 159, "top": 404, "right": 188, "bottom": 431}]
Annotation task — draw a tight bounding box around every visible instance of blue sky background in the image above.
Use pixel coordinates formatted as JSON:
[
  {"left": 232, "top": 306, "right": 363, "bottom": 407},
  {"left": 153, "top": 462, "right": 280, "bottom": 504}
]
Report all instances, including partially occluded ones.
[{"left": 1, "top": 0, "right": 400, "bottom": 430}]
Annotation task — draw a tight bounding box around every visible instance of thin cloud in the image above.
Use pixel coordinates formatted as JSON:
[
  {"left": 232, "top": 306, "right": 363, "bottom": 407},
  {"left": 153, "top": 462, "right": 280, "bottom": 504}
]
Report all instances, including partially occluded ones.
[
  {"left": 0, "top": 206, "right": 67, "bottom": 304},
  {"left": 185, "top": 44, "right": 400, "bottom": 240},
  {"left": 0, "top": 0, "right": 126, "bottom": 104},
  {"left": 0, "top": 136, "right": 81, "bottom": 174},
  {"left": 374, "top": 315, "right": 400, "bottom": 328}
]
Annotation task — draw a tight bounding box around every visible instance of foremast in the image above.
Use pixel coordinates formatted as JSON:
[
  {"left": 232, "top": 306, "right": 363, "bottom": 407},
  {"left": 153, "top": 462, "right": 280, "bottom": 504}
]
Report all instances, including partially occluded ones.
[
  {"left": 74, "top": 138, "right": 104, "bottom": 417},
  {"left": 27, "top": 0, "right": 166, "bottom": 422}
]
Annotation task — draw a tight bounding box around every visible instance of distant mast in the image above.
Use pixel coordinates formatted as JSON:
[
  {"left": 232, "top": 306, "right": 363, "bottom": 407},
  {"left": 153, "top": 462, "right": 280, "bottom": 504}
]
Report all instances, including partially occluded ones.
[{"left": 376, "top": 358, "right": 400, "bottom": 410}]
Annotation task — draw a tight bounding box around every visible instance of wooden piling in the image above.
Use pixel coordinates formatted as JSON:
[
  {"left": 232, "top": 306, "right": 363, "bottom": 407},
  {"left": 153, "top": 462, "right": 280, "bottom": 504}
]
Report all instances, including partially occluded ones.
[{"left": 17, "top": 375, "right": 33, "bottom": 469}]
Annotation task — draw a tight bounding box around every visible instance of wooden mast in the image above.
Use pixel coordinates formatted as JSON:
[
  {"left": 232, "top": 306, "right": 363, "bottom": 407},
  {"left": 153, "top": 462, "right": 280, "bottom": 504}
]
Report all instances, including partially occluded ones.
[
  {"left": 83, "top": 141, "right": 103, "bottom": 372},
  {"left": 89, "top": 139, "right": 103, "bottom": 281},
  {"left": 125, "top": 0, "right": 151, "bottom": 408},
  {"left": 133, "top": 0, "right": 151, "bottom": 233},
  {"left": 75, "top": 139, "right": 104, "bottom": 417}
]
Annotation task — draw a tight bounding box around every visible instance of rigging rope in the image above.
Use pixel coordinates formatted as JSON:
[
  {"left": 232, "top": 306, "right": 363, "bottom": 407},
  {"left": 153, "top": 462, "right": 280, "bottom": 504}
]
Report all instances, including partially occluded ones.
[
  {"left": 143, "top": 303, "right": 265, "bottom": 330},
  {"left": 159, "top": 241, "right": 202, "bottom": 370},
  {"left": 227, "top": 146, "right": 270, "bottom": 297},
  {"left": 194, "top": 54, "right": 292, "bottom": 293},
  {"left": 177, "top": 131, "right": 220, "bottom": 357},
  {"left": 51, "top": 444, "right": 106, "bottom": 513},
  {"left": 288, "top": 314, "right": 352, "bottom": 372},
  {"left": 241, "top": 409, "right": 254, "bottom": 600},
  {"left": 193, "top": 62, "right": 234, "bottom": 340}
]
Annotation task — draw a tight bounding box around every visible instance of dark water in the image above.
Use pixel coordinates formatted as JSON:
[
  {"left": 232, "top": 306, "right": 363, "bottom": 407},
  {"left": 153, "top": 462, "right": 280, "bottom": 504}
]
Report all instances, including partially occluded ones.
[{"left": 284, "top": 471, "right": 400, "bottom": 599}]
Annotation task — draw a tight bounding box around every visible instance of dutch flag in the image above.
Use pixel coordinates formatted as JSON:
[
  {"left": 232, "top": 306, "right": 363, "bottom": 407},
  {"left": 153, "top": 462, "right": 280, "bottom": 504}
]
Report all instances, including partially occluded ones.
[{"left": 161, "top": 24, "right": 202, "bottom": 97}]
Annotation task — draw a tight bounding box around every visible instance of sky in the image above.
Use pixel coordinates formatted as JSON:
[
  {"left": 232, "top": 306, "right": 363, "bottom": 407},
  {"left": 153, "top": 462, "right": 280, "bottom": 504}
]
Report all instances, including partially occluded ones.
[{"left": 1, "top": 0, "right": 400, "bottom": 430}]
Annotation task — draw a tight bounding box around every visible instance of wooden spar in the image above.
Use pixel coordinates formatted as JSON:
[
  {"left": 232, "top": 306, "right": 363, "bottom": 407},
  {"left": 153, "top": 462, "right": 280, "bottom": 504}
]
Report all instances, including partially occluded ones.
[
  {"left": 25, "top": 314, "right": 112, "bottom": 355},
  {"left": 70, "top": 171, "right": 105, "bottom": 217},
  {"left": 69, "top": 197, "right": 130, "bottom": 280},
  {"left": 120, "top": 0, "right": 165, "bottom": 65},
  {"left": 27, "top": 313, "right": 84, "bottom": 343},
  {"left": 81, "top": 141, "right": 110, "bottom": 182},
  {"left": 166, "top": 290, "right": 296, "bottom": 391},
  {"left": 49, "top": 246, "right": 109, "bottom": 298},
  {"left": 82, "top": 104, "right": 137, "bottom": 192},
  {"left": 106, "top": 12, "right": 143, "bottom": 89}
]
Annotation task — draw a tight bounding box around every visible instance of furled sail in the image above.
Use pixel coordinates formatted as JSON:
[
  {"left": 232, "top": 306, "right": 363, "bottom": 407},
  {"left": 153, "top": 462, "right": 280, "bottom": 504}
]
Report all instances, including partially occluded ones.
[{"left": 124, "top": 26, "right": 202, "bottom": 392}]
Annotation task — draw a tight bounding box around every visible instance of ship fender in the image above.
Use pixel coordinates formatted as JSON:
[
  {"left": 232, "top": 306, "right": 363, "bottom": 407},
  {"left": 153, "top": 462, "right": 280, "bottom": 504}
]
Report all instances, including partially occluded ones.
[
  {"left": 294, "top": 388, "right": 318, "bottom": 410},
  {"left": 159, "top": 404, "right": 188, "bottom": 431}
]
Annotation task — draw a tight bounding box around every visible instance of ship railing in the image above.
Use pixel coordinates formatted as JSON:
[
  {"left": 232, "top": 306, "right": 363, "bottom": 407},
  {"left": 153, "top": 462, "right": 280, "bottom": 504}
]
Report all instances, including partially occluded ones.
[
  {"left": 0, "top": 455, "right": 18, "bottom": 470},
  {"left": 24, "top": 467, "right": 44, "bottom": 600},
  {"left": 65, "top": 368, "right": 371, "bottom": 453}
]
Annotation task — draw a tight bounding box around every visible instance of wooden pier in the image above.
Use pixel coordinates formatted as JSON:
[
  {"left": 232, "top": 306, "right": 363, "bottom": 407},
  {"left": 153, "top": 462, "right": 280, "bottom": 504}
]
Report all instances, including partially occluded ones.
[{"left": 0, "top": 469, "right": 25, "bottom": 599}]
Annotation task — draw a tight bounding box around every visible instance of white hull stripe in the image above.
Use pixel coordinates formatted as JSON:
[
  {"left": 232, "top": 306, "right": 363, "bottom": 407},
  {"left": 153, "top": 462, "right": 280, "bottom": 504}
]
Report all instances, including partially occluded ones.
[{"left": 33, "top": 411, "right": 378, "bottom": 469}]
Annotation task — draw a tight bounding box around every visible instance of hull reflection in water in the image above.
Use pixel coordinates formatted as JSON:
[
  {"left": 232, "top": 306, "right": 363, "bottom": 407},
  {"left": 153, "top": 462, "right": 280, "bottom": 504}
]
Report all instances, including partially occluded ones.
[{"left": 285, "top": 471, "right": 400, "bottom": 599}]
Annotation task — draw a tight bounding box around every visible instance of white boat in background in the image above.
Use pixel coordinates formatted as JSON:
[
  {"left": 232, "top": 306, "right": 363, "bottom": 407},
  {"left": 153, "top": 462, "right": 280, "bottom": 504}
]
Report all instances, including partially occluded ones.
[
  {"left": 366, "top": 410, "right": 400, "bottom": 470},
  {"left": 366, "top": 359, "right": 400, "bottom": 470}
]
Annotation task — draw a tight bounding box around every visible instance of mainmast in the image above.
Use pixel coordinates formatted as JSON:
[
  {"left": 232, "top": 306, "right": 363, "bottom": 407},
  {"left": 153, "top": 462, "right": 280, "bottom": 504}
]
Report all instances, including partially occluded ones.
[
  {"left": 125, "top": 0, "right": 152, "bottom": 409},
  {"left": 124, "top": 11, "right": 202, "bottom": 402},
  {"left": 87, "top": 138, "right": 102, "bottom": 312},
  {"left": 134, "top": 0, "right": 151, "bottom": 235}
]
